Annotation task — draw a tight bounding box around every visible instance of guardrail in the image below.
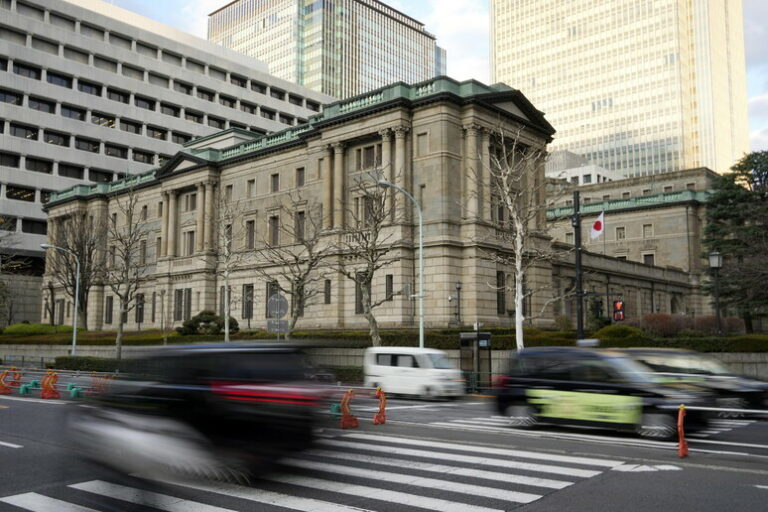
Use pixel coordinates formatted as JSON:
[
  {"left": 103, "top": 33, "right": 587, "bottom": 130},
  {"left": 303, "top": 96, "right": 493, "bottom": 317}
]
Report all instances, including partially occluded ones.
[{"left": 2, "top": 356, "right": 56, "bottom": 369}]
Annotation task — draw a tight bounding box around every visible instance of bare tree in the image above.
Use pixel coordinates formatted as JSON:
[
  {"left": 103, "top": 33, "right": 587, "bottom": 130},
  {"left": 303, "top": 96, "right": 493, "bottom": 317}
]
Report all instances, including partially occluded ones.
[
  {"left": 336, "top": 173, "right": 397, "bottom": 346},
  {"left": 47, "top": 210, "right": 106, "bottom": 331},
  {"left": 103, "top": 186, "right": 147, "bottom": 360},
  {"left": 251, "top": 198, "right": 332, "bottom": 338},
  {"left": 478, "top": 126, "right": 571, "bottom": 350}
]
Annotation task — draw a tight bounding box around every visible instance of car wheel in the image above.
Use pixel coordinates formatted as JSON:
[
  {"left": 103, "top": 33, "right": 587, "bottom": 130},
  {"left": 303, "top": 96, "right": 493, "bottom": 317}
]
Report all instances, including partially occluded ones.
[
  {"left": 422, "top": 386, "right": 436, "bottom": 401},
  {"left": 636, "top": 412, "right": 676, "bottom": 440},
  {"left": 506, "top": 403, "right": 537, "bottom": 428}
]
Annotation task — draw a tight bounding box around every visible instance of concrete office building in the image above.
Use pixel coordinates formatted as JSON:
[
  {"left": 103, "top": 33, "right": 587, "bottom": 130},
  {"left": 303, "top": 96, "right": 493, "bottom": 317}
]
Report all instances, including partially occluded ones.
[
  {"left": 491, "top": 0, "right": 749, "bottom": 177},
  {"left": 546, "top": 150, "right": 627, "bottom": 185},
  {"left": 208, "top": 0, "right": 447, "bottom": 99},
  {"left": 0, "top": 0, "right": 331, "bottom": 324}
]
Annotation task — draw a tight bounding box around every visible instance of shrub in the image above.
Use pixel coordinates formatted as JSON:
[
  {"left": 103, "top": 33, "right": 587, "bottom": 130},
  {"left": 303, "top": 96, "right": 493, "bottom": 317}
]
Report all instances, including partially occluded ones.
[
  {"left": 593, "top": 324, "right": 645, "bottom": 342},
  {"left": 677, "top": 328, "right": 706, "bottom": 338},
  {"left": 326, "top": 366, "right": 364, "bottom": 383},
  {"left": 554, "top": 316, "right": 572, "bottom": 330},
  {"left": 176, "top": 310, "right": 239, "bottom": 335},
  {"left": 3, "top": 323, "right": 75, "bottom": 335},
  {"left": 639, "top": 313, "right": 678, "bottom": 338},
  {"left": 693, "top": 315, "right": 717, "bottom": 335},
  {"left": 724, "top": 317, "right": 746, "bottom": 335},
  {"left": 54, "top": 356, "right": 122, "bottom": 372},
  {"left": 672, "top": 315, "right": 694, "bottom": 333}
]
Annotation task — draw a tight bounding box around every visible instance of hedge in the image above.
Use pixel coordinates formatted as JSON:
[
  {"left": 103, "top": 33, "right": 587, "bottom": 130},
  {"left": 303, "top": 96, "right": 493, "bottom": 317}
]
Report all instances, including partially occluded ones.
[
  {"left": 3, "top": 323, "right": 76, "bottom": 336},
  {"left": 54, "top": 356, "right": 122, "bottom": 372}
]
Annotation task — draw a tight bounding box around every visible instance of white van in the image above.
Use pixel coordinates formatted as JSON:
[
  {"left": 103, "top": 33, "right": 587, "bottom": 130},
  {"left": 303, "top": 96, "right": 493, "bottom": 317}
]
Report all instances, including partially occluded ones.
[{"left": 363, "top": 347, "right": 464, "bottom": 398}]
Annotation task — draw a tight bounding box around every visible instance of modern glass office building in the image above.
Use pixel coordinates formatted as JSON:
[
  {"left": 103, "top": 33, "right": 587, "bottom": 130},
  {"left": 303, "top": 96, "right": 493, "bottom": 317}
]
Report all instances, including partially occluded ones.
[
  {"left": 490, "top": 0, "right": 749, "bottom": 176},
  {"left": 208, "top": 0, "right": 446, "bottom": 99}
]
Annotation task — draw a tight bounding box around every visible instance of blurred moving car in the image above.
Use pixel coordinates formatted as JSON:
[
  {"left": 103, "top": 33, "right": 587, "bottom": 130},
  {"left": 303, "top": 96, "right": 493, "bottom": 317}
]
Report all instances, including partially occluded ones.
[
  {"left": 493, "top": 346, "right": 712, "bottom": 439},
  {"left": 67, "top": 344, "right": 326, "bottom": 479},
  {"left": 614, "top": 348, "right": 768, "bottom": 414},
  {"left": 363, "top": 347, "right": 464, "bottom": 399}
]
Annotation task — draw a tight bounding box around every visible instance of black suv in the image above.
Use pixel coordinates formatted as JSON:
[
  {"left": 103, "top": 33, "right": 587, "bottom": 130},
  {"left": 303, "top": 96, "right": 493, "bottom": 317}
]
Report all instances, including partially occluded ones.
[
  {"left": 615, "top": 348, "right": 768, "bottom": 414},
  {"left": 494, "top": 346, "right": 712, "bottom": 439},
  {"left": 68, "top": 344, "right": 326, "bottom": 478}
]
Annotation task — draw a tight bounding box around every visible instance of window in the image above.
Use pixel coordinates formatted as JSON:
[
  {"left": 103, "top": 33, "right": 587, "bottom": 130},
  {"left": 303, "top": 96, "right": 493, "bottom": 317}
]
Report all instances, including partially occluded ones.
[
  {"left": 173, "top": 81, "right": 192, "bottom": 95},
  {"left": 105, "top": 144, "right": 127, "bottom": 159},
  {"left": 13, "top": 62, "right": 41, "bottom": 80},
  {"left": 172, "top": 132, "right": 192, "bottom": 144},
  {"left": 622, "top": 192, "right": 630, "bottom": 199},
  {"left": 135, "top": 293, "right": 145, "bottom": 324},
  {"left": 94, "top": 56, "right": 117, "bottom": 73},
  {"left": 642, "top": 224, "right": 653, "bottom": 238},
  {"left": 271, "top": 173, "right": 280, "bottom": 192},
  {"left": 602, "top": 195, "right": 611, "bottom": 201},
  {"left": 6, "top": 185, "right": 35, "bottom": 202},
  {"left": 105, "top": 296, "right": 113, "bottom": 324},
  {"left": 122, "top": 64, "right": 144, "bottom": 80},
  {"left": 147, "top": 126, "right": 167, "bottom": 140},
  {"left": 269, "top": 216, "right": 279, "bottom": 246},
  {"left": 0, "top": 152, "right": 20, "bottom": 167},
  {"left": 496, "top": 271, "right": 506, "bottom": 314},
  {"left": 643, "top": 253, "right": 655, "bottom": 266},
  {"left": 25, "top": 157, "right": 52, "bottom": 174},
  {"left": 133, "top": 150, "right": 153, "bottom": 164},
  {"left": 261, "top": 109, "right": 275, "bottom": 120},
  {"left": 89, "top": 169, "right": 112, "bottom": 183},
  {"left": 196, "top": 88, "right": 214, "bottom": 102},
  {"left": 148, "top": 73, "right": 168, "bottom": 88},
  {"left": 21, "top": 219, "right": 46, "bottom": 235},
  {"left": 241, "top": 102, "right": 257, "bottom": 114},
  {"left": 39, "top": 190, "right": 51, "bottom": 204},
  {"left": 158, "top": 103, "right": 180, "bottom": 117},
  {"left": 44, "top": 131, "right": 69, "bottom": 147},
  {"left": 46, "top": 72, "right": 72, "bottom": 88},
  {"left": 91, "top": 112, "right": 116, "bottom": 128},
  {"left": 324, "top": 279, "right": 332, "bottom": 304},
  {"left": 616, "top": 227, "right": 626, "bottom": 240},
  {"left": 185, "top": 110, "right": 203, "bottom": 123},
  {"left": 120, "top": 119, "right": 142, "bottom": 134},
  {"left": 582, "top": 174, "right": 592, "bottom": 184},
  {"left": 78, "top": 80, "right": 102, "bottom": 96},
  {"left": 80, "top": 23, "right": 104, "bottom": 39},
  {"left": 59, "top": 164, "right": 83, "bottom": 179},
  {"left": 306, "top": 101, "right": 320, "bottom": 112},
  {"left": 230, "top": 75, "right": 247, "bottom": 88},
  {"left": 0, "top": 216, "right": 17, "bottom": 231},
  {"left": 686, "top": 183, "right": 696, "bottom": 190},
  {"left": 139, "top": 239, "right": 147, "bottom": 265},
  {"left": 246, "top": 220, "right": 255, "bottom": 249},
  {"left": 107, "top": 88, "right": 129, "bottom": 103},
  {"left": 642, "top": 189, "right": 651, "bottom": 196},
  {"left": 242, "top": 284, "right": 254, "bottom": 320},
  {"left": 224, "top": 224, "right": 233, "bottom": 252},
  {"left": 251, "top": 81, "right": 266, "bottom": 94},
  {"left": 219, "top": 95, "right": 236, "bottom": 108},
  {"left": 184, "top": 193, "right": 197, "bottom": 212},
  {"left": 565, "top": 232, "right": 574, "bottom": 244},
  {"left": 270, "top": 88, "right": 284, "bottom": 100},
  {"left": 385, "top": 274, "right": 394, "bottom": 301},
  {"left": 208, "top": 116, "right": 225, "bottom": 129},
  {"left": 279, "top": 114, "right": 293, "bottom": 125},
  {"left": 0, "top": 89, "right": 22, "bottom": 105},
  {"left": 140, "top": 205, "right": 148, "bottom": 221},
  {"left": 288, "top": 94, "right": 302, "bottom": 106},
  {"left": 75, "top": 137, "right": 99, "bottom": 153},
  {"left": 174, "top": 289, "right": 191, "bottom": 321},
  {"left": 134, "top": 96, "right": 155, "bottom": 110},
  {"left": 61, "top": 105, "right": 85, "bottom": 121},
  {"left": 294, "top": 211, "right": 305, "bottom": 242},
  {"left": 183, "top": 231, "right": 195, "bottom": 256},
  {"left": 247, "top": 179, "right": 255, "bottom": 197},
  {"left": 10, "top": 124, "right": 38, "bottom": 140},
  {"left": 224, "top": 184, "right": 233, "bottom": 201},
  {"left": 296, "top": 167, "right": 305, "bottom": 187},
  {"left": 28, "top": 97, "right": 55, "bottom": 113}
]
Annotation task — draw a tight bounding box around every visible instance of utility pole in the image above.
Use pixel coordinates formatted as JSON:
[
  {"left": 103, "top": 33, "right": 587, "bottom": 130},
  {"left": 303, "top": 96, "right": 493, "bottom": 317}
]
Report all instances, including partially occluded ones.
[{"left": 571, "top": 191, "right": 584, "bottom": 339}]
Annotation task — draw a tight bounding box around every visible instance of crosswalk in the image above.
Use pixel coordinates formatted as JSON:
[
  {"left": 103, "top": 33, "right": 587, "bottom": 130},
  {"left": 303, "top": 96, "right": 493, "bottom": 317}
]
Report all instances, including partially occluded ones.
[{"left": 0, "top": 431, "right": 627, "bottom": 512}]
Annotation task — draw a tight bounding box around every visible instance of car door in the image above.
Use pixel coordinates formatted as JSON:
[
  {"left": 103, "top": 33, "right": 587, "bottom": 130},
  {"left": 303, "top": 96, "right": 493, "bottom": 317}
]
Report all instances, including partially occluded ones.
[{"left": 566, "top": 358, "right": 643, "bottom": 427}]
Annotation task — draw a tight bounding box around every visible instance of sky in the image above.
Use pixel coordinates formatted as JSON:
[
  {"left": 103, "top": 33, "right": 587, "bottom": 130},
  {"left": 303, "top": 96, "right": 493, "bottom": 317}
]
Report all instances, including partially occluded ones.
[{"left": 108, "top": 0, "right": 768, "bottom": 152}]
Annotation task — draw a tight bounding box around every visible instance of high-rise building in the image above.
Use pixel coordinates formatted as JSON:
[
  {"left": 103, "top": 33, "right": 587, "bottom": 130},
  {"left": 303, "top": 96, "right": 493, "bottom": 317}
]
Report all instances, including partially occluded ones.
[
  {"left": 208, "top": 0, "right": 446, "bottom": 99},
  {"left": 491, "top": 0, "right": 749, "bottom": 176},
  {"left": 0, "top": 0, "right": 331, "bottom": 323}
]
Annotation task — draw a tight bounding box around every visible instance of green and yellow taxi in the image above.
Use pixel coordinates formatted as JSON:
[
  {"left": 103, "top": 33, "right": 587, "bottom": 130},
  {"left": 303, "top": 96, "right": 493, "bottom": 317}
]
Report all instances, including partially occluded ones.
[{"left": 494, "top": 346, "right": 712, "bottom": 439}]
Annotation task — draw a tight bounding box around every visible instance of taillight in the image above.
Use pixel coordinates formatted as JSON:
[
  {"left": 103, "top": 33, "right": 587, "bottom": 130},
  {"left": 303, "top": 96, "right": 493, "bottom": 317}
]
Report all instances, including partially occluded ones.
[
  {"left": 210, "top": 382, "right": 319, "bottom": 406},
  {"left": 492, "top": 375, "right": 509, "bottom": 388}
]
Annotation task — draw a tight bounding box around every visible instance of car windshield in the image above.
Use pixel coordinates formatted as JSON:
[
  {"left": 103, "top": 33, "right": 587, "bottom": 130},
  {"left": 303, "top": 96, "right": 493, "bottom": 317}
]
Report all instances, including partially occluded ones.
[
  {"left": 605, "top": 355, "right": 662, "bottom": 385},
  {"left": 427, "top": 353, "right": 455, "bottom": 369},
  {"left": 633, "top": 353, "right": 733, "bottom": 376}
]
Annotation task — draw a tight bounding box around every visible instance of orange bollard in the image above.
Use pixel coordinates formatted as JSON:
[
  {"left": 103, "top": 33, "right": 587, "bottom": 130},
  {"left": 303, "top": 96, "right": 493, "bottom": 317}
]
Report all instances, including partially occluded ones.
[
  {"left": 9, "top": 367, "right": 22, "bottom": 388},
  {"left": 373, "top": 386, "right": 387, "bottom": 425},
  {"left": 0, "top": 370, "right": 11, "bottom": 395},
  {"left": 40, "top": 371, "right": 60, "bottom": 399},
  {"left": 339, "top": 389, "right": 359, "bottom": 429},
  {"left": 677, "top": 404, "right": 688, "bottom": 458}
]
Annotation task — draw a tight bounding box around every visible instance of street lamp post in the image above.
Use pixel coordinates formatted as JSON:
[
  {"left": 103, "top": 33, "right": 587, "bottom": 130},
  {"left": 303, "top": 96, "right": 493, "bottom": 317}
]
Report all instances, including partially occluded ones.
[
  {"left": 455, "top": 281, "right": 462, "bottom": 327},
  {"left": 41, "top": 243, "right": 80, "bottom": 356},
  {"left": 378, "top": 179, "right": 424, "bottom": 348},
  {"left": 708, "top": 251, "right": 723, "bottom": 335}
]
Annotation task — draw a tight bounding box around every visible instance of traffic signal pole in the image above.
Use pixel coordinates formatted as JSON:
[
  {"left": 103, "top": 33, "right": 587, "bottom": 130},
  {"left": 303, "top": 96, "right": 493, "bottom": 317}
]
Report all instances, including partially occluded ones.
[{"left": 571, "top": 191, "right": 584, "bottom": 339}]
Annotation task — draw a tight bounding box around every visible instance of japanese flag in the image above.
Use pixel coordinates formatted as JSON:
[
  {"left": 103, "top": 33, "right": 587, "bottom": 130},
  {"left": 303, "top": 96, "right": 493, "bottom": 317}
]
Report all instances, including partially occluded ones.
[{"left": 590, "top": 211, "right": 605, "bottom": 240}]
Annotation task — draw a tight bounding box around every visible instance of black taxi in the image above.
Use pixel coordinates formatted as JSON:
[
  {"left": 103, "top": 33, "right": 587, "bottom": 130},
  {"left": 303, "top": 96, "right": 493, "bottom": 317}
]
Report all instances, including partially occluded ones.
[{"left": 493, "top": 346, "right": 712, "bottom": 439}]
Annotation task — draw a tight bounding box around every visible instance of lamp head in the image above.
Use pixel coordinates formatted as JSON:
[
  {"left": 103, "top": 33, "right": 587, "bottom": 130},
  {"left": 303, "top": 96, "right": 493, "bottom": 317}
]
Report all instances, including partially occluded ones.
[
  {"left": 377, "top": 179, "right": 393, "bottom": 188},
  {"left": 40, "top": 243, "right": 53, "bottom": 249}
]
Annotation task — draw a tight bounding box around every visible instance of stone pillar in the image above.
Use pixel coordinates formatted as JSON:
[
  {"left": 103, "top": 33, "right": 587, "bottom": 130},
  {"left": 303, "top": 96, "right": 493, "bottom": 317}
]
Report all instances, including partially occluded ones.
[
  {"left": 394, "top": 126, "right": 409, "bottom": 221},
  {"left": 167, "top": 190, "right": 177, "bottom": 257},
  {"left": 322, "top": 146, "right": 334, "bottom": 229},
  {"left": 333, "top": 142, "right": 345, "bottom": 229},
  {"left": 481, "top": 129, "right": 492, "bottom": 221},
  {"left": 160, "top": 192, "right": 169, "bottom": 257},
  {"left": 205, "top": 181, "right": 215, "bottom": 251},
  {"left": 379, "top": 129, "right": 393, "bottom": 220},
  {"left": 463, "top": 124, "right": 480, "bottom": 219},
  {"left": 196, "top": 182, "right": 206, "bottom": 252}
]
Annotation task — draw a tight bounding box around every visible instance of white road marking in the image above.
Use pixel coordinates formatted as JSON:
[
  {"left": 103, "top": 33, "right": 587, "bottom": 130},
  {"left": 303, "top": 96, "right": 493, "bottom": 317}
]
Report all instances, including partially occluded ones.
[
  {"left": 0, "top": 440, "right": 23, "bottom": 449},
  {"left": 267, "top": 473, "right": 506, "bottom": 512},
  {"left": 612, "top": 464, "right": 682, "bottom": 472},
  {"left": 70, "top": 480, "right": 235, "bottom": 512},
  {"left": 306, "top": 448, "right": 573, "bottom": 489},
  {"left": 687, "top": 438, "right": 768, "bottom": 450},
  {"left": 318, "top": 439, "right": 603, "bottom": 478},
  {"left": 342, "top": 432, "right": 625, "bottom": 467},
  {"left": 756, "top": 485, "right": 768, "bottom": 490},
  {"left": 0, "top": 395, "right": 70, "bottom": 404},
  {"left": 281, "top": 457, "right": 542, "bottom": 504},
  {"left": 0, "top": 492, "right": 99, "bottom": 511}
]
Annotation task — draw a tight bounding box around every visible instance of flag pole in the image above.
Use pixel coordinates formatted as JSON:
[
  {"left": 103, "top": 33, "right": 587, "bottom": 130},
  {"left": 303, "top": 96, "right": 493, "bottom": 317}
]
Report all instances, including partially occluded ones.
[{"left": 572, "top": 191, "right": 584, "bottom": 340}]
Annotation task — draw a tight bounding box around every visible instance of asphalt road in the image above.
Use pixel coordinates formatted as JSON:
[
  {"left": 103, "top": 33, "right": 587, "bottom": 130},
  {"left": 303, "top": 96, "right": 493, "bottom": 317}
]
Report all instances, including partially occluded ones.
[{"left": 1, "top": 394, "right": 767, "bottom": 511}]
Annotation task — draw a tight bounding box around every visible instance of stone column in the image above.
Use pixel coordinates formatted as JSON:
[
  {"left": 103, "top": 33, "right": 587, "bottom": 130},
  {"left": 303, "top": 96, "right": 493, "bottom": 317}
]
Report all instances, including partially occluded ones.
[
  {"left": 322, "top": 146, "right": 334, "bottom": 229},
  {"left": 196, "top": 182, "right": 206, "bottom": 252},
  {"left": 481, "top": 128, "right": 491, "bottom": 221},
  {"left": 379, "top": 129, "right": 393, "bottom": 221},
  {"left": 463, "top": 124, "right": 480, "bottom": 219},
  {"left": 167, "top": 190, "right": 177, "bottom": 257},
  {"left": 333, "top": 142, "right": 345, "bottom": 229},
  {"left": 160, "top": 192, "right": 169, "bottom": 257},
  {"left": 205, "top": 181, "right": 215, "bottom": 251},
  {"left": 394, "top": 126, "right": 409, "bottom": 221}
]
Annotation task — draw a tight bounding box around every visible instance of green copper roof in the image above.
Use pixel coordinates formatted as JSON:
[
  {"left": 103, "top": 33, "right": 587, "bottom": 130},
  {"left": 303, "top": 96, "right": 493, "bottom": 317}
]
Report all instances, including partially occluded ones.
[{"left": 546, "top": 189, "right": 711, "bottom": 219}]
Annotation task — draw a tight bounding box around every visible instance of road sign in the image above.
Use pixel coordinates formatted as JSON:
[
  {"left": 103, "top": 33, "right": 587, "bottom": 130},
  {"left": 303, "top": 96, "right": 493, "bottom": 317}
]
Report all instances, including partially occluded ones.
[
  {"left": 267, "top": 293, "right": 289, "bottom": 319},
  {"left": 267, "top": 319, "right": 289, "bottom": 333}
]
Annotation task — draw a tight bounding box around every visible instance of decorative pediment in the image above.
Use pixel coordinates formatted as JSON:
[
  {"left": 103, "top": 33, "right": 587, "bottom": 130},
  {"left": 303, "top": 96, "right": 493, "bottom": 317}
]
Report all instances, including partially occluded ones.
[
  {"left": 490, "top": 100, "right": 528, "bottom": 120},
  {"left": 155, "top": 151, "right": 212, "bottom": 178}
]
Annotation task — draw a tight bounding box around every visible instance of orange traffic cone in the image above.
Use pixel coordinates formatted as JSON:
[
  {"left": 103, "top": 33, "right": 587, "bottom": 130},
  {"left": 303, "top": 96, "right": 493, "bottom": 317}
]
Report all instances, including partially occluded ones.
[
  {"left": 373, "top": 387, "right": 387, "bottom": 425},
  {"left": 340, "top": 389, "right": 359, "bottom": 429},
  {"left": 0, "top": 370, "right": 11, "bottom": 395},
  {"left": 677, "top": 404, "right": 688, "bottom": 458},
  {"left": 40, "top": 371, "right": 60, "bottom": 399},
  {"left": 9, "top": 367, "right": 21, "bottom": 388}
]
